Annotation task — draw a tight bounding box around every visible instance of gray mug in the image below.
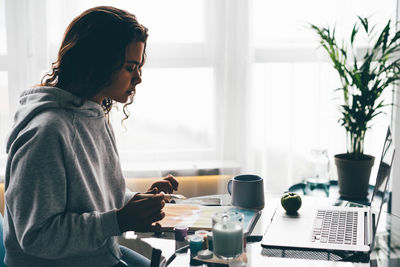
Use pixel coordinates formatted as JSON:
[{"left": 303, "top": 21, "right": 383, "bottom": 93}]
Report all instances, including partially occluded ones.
[{"left": 227, "top": 174, "right": 265, "bottom": 210}]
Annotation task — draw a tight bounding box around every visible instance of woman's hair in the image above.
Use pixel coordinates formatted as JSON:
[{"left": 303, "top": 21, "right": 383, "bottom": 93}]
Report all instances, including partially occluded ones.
[{"left": 41, "top": 6, "right": 148, "bottom": 117}]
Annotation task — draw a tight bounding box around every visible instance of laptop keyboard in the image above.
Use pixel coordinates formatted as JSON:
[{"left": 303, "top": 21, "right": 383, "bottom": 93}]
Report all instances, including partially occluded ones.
[{"left": 311, "top": 210, "right": 358, "bottom": 245}]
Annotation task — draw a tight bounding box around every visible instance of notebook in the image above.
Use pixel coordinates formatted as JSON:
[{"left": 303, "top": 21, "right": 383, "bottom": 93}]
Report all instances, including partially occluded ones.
[{"left": 261, "top": 127, "right": 395, "bottom": 253}]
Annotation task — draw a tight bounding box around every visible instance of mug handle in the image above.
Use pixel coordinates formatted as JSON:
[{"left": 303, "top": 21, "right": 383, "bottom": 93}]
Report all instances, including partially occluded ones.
[{"left": 227, "top": 179, "right": 233, "bottom": 195}]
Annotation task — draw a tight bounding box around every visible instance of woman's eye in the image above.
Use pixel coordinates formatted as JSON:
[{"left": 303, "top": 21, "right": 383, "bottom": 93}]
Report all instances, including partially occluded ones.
[{"left": 126, "top": 64, "right": 138, "bottom": 72}]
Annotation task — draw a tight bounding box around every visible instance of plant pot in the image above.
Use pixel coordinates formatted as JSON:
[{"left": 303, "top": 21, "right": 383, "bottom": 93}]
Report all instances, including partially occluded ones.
[{"left": 334, "top": 153, "right": 375, "bottom": 200}]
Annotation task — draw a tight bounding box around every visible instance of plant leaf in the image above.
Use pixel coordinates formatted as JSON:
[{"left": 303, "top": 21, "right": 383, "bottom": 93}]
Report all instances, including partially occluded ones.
[{"left": 358, "top": 16, "right": 369, "bottom": 33}]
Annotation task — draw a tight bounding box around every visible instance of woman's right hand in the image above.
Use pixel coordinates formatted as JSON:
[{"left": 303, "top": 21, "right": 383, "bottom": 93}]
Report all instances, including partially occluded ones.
[{"left": 116, "top": 189, "right": 166, "bottom": 233}]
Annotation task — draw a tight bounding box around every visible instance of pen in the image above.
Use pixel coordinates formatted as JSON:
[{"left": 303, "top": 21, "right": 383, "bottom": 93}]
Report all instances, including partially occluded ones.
[{"left": 136, "top": 193, "right": 187, "bottom": 200}]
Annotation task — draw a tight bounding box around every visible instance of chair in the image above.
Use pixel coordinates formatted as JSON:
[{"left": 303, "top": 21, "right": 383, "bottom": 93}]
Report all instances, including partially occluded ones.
[{"left": 0, "top": 212, "right": 5, "bottom": 266}]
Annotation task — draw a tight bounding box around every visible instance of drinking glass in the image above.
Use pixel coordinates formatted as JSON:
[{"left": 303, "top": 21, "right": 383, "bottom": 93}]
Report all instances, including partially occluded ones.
[{"left": 305, "top": 149, "right": 330, "bottom": 196}]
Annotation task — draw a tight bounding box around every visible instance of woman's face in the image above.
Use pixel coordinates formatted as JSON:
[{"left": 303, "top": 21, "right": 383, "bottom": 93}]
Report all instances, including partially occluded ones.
[{"left": 92, "top": 41, "right": 144, "bottom": 104}]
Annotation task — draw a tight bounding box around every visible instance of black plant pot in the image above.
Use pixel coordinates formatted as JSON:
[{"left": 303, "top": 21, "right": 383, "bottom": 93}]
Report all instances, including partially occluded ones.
[{"left": 334, "top": 153, "right": 375, "bottom": 200}]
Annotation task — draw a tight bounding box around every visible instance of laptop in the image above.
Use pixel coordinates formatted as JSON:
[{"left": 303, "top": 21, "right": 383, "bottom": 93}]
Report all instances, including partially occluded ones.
[{"left": 261, "top": 127, "right": 395, "bottom": 254}]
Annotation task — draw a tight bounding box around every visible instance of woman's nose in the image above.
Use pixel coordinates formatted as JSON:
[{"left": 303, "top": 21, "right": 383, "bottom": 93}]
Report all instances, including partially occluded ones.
[
  {"left": 132, "top": 75, "right": 142, "bottom": 85},
  {"left": 132, "top": 71, "right": 142, "bottom": 85}
]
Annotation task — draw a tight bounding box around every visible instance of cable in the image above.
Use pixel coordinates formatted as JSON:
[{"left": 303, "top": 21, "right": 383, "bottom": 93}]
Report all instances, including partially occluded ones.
[{"left": 165, "top": 244, "right": 189, "bottom": 266}]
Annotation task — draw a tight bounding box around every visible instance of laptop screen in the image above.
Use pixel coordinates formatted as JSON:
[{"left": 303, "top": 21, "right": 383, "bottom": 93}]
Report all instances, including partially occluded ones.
[{"left": 369, "top": 127, "right": 395, "bottom": 230}]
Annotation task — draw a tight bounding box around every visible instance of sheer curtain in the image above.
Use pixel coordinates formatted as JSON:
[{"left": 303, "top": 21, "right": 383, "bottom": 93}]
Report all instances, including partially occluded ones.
[
  {"left": 391, "top": 0, "right": 400, "bottom": 218},
  {"left": 0, "top": 0, "right": 242, "bottom": 184},
  {"left": 0, "top": 0, "right": 398, "bottom": 195}
]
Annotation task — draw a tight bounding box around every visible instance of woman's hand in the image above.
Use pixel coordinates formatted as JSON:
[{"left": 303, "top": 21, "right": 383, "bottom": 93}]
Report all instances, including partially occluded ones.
[
  {"left": 116, "top": 175, "right": 179, "bottom": 233},
  {"left": 116, "top": 191, "right": 166, "bottom": 233},
  {"left": 147, "top": 174, "right": 179, "bottom": 194}
]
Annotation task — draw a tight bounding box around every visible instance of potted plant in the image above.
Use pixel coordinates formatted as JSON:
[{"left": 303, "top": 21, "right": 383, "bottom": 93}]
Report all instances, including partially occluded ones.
[{"left": 310, "top": 17, "right": 400, "bottom": 199}]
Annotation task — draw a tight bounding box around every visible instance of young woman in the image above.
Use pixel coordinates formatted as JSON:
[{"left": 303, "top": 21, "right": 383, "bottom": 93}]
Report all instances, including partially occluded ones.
[{"left": 4, "top": 6, "right": 178, "bottom": 267}]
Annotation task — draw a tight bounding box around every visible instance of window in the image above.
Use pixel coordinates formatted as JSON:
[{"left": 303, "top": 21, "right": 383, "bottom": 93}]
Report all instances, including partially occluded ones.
[
  {"left": 1, "top": 0, "right": 398, "bottom": 193},
  {"left": 250, "top": 0, "right": 397, "bottom": 192},
  {"left": 111, "top": 68, "right": 216, "bottom": 159},
  {"left": 1, "top": 0, "right": 231, "bottom": 178}
]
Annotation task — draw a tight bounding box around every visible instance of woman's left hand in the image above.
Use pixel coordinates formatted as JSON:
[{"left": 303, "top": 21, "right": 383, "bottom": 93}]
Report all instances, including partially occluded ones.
[{"left": 147, "top": 174, "right": 179, "bottom": 194}]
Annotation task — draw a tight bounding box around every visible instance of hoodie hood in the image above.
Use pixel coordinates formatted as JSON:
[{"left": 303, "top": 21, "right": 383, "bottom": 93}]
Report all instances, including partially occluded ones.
[{"left": 6, "top": 86, "right": 104, "bottom": 153}]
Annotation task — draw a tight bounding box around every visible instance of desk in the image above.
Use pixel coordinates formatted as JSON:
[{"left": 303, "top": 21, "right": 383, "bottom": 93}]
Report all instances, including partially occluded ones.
[{"left": 123, "top": 194, "right": 400, "bottom": 266}]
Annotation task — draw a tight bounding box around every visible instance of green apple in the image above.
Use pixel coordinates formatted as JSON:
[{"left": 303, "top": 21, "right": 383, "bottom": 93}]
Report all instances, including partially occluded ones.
[{"left": 281, "top": 192, "right": 302, "bottom": 214}]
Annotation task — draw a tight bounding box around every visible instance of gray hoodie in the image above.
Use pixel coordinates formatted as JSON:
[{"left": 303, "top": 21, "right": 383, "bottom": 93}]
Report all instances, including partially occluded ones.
[{"left": 4, "top": 87, "right": 134, "bottom": 266}]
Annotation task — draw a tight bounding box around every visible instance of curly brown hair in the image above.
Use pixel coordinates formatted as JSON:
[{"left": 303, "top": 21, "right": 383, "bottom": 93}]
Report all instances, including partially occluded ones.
[{"left": 41, "top": 6, "right": 148, "bottom": 119}]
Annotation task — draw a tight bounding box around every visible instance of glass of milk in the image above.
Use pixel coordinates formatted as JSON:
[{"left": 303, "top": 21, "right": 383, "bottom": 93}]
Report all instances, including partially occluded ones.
[{"left": 212, "top": 211, "right": 244, "bottom": 259}]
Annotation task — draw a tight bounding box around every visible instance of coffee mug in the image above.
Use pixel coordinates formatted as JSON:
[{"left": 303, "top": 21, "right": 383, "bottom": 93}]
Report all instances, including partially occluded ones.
[{"left": 227, "top": 174, "right": 265, "bottom": 210}]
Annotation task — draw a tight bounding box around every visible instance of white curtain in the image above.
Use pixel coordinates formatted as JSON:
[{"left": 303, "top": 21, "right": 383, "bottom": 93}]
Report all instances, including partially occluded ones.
[
  {"left": 244, "top": 0, "right": 396, "bottom": 193},
  {"left": 390, "top": 0, "right": 400, "bottom": 218}
]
